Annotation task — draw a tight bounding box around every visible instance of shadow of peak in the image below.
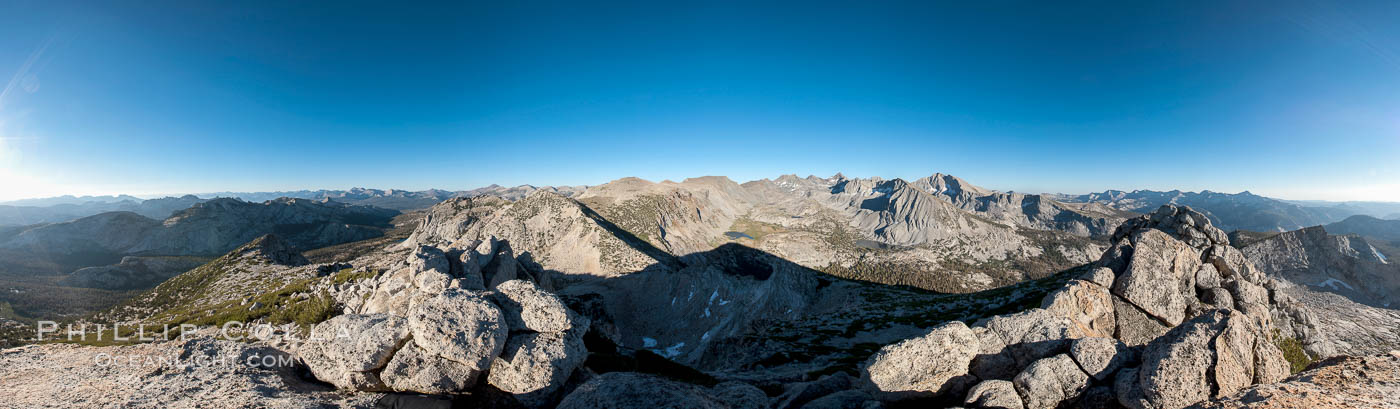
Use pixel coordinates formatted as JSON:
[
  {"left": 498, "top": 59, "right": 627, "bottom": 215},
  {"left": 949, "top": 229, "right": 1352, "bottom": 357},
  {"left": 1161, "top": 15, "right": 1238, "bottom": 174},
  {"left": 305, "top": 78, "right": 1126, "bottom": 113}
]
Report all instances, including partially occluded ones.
[
  {"left": 678, "top": 242, "right": 805, "bottom": 281},
  {"left": 573, "top": 201, "right": 683, "bottom": 271}
]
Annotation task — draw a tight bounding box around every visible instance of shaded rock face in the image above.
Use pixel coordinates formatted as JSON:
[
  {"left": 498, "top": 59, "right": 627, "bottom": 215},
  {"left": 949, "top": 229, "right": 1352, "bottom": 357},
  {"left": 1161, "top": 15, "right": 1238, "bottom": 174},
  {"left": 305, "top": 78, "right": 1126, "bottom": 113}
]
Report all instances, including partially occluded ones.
[
  {"left": 555, "top": 372, "right": 733, "bottom": 409},
  {"left": 858, "top": 205, "right": 1299, "bottom": 409},
  {"left": 404, "top": 192, "right": 674, "bottom": 278},
  {"left": 1241, "top": 225, "right": 1400, "bottom": 309},
  {"left": 302, "top": 239, "right": 591, "bottom": 407}
]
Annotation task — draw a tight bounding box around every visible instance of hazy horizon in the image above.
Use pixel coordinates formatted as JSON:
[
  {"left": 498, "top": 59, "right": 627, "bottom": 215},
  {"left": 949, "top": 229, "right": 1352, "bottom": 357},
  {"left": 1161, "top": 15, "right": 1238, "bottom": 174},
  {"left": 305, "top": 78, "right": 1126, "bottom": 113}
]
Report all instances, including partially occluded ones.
[
  {"left": 3, "top": 2, "right": 1398, "bottom": 202},
  {"left": 3, "top": 170, "right": 1398, "bottom": 205}
]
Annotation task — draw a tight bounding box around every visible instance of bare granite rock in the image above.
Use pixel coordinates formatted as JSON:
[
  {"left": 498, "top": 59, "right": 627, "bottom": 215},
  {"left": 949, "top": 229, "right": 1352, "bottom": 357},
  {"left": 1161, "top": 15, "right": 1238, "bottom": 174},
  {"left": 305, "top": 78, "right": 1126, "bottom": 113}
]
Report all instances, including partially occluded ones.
[
  {"left": 862, "top": 320, "right": 980, "bottom": 401},
  {"left": 1013, "top": 354, "right": 1090, "bottom": 409},
  {"left": 965, "top": 379, "right": 1025, "bottom": 409},
  {"left": 486, "top": 331, "right": 588, "bottom": 408},
  {"left": 299, "top": 313, "right": 411, "bottom": 391}
]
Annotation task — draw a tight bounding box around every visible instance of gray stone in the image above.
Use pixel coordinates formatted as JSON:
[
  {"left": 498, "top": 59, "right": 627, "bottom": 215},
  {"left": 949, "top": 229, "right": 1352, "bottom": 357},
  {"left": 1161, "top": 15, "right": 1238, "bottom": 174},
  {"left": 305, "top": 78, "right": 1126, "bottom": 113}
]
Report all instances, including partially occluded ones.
[
  {"left": 965, "top": 379, "right": 1024, "bottom": 409},
  {"left": 406, "top": 289, "right": 508, "bottom": 373},
  {"left": 1070, "top": 337, "right": 1134, "bottom": 381},
  {"left": 299, "top": 313, "right": 411, "bottom": 391},
  {"left": 490, "top": 279, "right": 587, "bottom": 334},
  {"left": 1211, "top": 314, "right": 1258, "bottom": 398},
  {"left": 380, "top": 341, "right": 480, "bottom": 394},
  {"left": 1119, "top": 311, "right": 1227, "bottom": 409},
  {"left": 487, "top": 331, "right": 589, "bottom": 408},
  {"left": 1012, "top": 354, "right": 1090, "bottom": 409},
  {"left": 977, "top": 308, "right": 1085, "bottom": 367},
  {"left": 970, "top": 326, "right": 1017, "bottom": 381},
  {"left": 1113, "top": 296, "right": 1169, "bottom": 347},
  {"left": 1084, "top": 266, "right": 1117, "bottom": 288},
  {"left": 1194, "top": 264, "right": 1221, "bottom": 290},
  {"left": 1042, "top": 279, "right": 1117, "bottom": 338},
  {"left": 1111, "top": 229, "right": 1200, "bottom": 327}
]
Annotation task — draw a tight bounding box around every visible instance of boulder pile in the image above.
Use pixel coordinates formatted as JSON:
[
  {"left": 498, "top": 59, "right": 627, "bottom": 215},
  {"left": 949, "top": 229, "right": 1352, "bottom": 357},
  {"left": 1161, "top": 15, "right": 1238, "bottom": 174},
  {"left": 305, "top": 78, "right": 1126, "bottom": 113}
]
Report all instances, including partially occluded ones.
[
  {"left": 299, "top": 237, "right": 589, "bottom": 408},
  {"left": 859, "top": 205, "right": 1306, "bottom": 409}
]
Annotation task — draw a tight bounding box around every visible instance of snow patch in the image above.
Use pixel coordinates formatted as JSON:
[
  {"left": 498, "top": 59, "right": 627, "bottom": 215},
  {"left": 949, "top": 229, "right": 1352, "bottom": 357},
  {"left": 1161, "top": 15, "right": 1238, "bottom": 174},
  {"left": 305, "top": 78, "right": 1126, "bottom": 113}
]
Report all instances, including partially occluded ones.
[
  {"left": 708, "top": 290, "right": 718, "bottom": 304},
  {"left": 662, "top": 342, "right": 685, "bottom": 358},
  {"left": 1315, "top": 278, "right": 1356, "bottom": 291},
  {"left": 703, "top": 307, "right": 711, "bottom": 318},
  {"left": 701, "top": 331, "right": 711, "bottom": 342},
  {"left": 1371, "top": 245, "right": 1389, "bottom": 264},
  {"left": 642, "top": 337, "right": 658, "bottom": 348}
]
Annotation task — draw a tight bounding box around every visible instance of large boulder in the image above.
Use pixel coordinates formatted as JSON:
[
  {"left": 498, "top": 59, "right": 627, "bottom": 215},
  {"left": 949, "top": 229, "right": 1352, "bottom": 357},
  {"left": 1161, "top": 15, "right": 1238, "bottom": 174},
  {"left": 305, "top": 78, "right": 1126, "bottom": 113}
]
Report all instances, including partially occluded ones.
[
  {"left": 490, "top": 279, "right": 587, "bottom": 334},
  {"left": 970, "top": 326, "right": 1018, "bottom": 380},
  {"left": 1012, "top": 354, "right": 1090, "bottom": 409},
  {"left": 298, "top": 313, "right": 411, "bottom": 391},
  {"left": 1110, "top": 229, "right": 1201, "bottom": 327},
  {"left": 1118, "top": 311, "right": 1224, "bottom": 409},
  {"left": 406, "top": 290, "right": 509, "bottom": 379},
  {"left": 1042, "top": 279, "right": 1117, "bottom": 338},
  {"left": 1112, "top": 296, "right": 1170, "bottom": 347},
  {"left": 975, "top": 308, "right": 1086, "bottom": 367},
  {"left": 862, "top": 321, "right": 980, "bottom": 401},
  {"left": 380, "top": 340, "right": 482, "bottom": 394},
  {"left": 486, "top": 331, "right": 589, "bottom": 408},
  {"left": 1069, "top": 337, "right": 1135, "bottom": 381},
  {"left": 1117, "top": 309, "right": 1291, "bottom": 409}
]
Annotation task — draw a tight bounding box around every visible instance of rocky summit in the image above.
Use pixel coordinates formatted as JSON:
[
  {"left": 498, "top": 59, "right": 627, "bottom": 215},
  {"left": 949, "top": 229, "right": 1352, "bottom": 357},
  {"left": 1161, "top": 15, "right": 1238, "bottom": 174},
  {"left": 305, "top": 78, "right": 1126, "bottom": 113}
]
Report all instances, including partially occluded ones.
[{"left": 0, "top": 177, "right": 1396, "bottom": 409}]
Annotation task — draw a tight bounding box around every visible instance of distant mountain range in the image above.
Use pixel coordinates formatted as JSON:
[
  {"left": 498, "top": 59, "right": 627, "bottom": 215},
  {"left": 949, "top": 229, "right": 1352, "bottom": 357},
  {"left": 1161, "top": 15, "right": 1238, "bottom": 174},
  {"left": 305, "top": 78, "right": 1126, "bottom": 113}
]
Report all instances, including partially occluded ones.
[
  {"left": 0, "top": 195, "right": 206, "bottom": 226},
  {"left": 0, "top": 197, "right": 399, "bottom": 288},
  {"left": 1058, "top": 189, "right": 1398, "bottom": 232},
  {"left": 194, "top": 185, "right": 587, "bottom": 210},
  {"left": 0, "top": 185, "right": 587, "bottom": 226},
  {"left": 5, "top": 179, "right": 1398, "bottom": 235}
]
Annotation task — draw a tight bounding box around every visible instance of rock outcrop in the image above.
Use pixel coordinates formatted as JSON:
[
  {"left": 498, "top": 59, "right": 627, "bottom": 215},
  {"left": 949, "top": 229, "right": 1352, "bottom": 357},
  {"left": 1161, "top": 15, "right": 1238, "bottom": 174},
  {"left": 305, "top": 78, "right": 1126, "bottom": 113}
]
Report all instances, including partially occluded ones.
[
  {"left": 857, "top": 205, "right": 1300, "bottom": 409},
  {"left": 1190, "top": 351, "right": 1400, "bottom": 409},
  {"left": 301, "top": 239, "right": 592, "bottom": 407}
]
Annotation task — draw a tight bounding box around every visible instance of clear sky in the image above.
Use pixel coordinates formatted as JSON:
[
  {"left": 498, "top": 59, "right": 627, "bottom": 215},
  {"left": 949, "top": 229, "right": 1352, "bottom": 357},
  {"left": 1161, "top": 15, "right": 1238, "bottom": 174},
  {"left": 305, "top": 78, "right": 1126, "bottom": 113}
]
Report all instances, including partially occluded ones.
[{"left": 1, "top": 1, "right": 1397, "bottom": 202}]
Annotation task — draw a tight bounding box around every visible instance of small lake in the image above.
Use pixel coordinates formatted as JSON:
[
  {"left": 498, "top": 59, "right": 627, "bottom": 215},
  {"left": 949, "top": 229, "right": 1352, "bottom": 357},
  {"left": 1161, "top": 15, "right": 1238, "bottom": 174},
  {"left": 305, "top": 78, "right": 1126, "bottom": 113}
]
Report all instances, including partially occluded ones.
[
  {"left": 854, "top": 239, "right": 893, "bottom": 250},
  {"left": 724, "top": 231, "right": 754, "bottom": 240}
]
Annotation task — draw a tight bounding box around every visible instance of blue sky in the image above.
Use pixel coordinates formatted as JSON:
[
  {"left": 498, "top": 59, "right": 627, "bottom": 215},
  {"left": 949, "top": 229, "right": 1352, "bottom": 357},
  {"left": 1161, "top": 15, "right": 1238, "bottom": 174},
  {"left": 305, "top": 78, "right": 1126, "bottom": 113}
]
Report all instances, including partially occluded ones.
[{"left": 0, "top": 1, "right": 1397, "bottom": 201}]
